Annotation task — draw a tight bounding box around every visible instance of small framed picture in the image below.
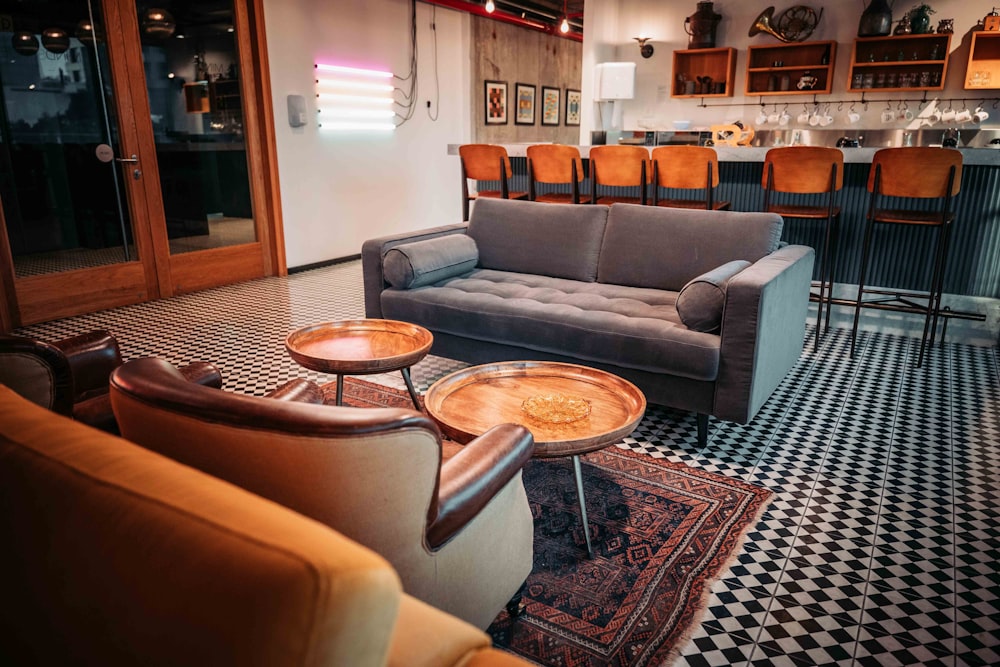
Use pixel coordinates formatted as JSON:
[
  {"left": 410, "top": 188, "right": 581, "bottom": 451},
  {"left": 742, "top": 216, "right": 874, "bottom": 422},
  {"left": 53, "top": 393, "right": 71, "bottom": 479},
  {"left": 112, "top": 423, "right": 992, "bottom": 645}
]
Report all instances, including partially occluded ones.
[
  {"left": 514, "top": 83, "right": 536, "bottom": 125},
  {"left": 484, "top": 80, "right": 508, "bottom": 125},
  {"left": 541, "top": 86, "right": 560, "bottom": 126},
  {"left": 565, "top": 89, "right": 581, "bottom": 126}
]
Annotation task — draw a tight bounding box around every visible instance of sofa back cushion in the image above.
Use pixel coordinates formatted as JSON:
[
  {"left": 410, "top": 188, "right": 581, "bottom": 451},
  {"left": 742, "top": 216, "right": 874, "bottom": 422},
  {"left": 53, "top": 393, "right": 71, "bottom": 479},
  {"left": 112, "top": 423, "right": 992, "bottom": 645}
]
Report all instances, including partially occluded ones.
[
  {"left": 468, "top": 198, "right": 609, "bottom": 282},
  {"left": 598, "top": 204, "right": 783, "bottom": 291}
]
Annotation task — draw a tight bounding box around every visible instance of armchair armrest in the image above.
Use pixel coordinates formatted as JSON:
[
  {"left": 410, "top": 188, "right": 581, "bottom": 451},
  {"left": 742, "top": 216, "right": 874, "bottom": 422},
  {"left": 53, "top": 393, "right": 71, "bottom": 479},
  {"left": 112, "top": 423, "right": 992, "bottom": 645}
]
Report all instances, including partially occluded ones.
[
  {"left": 264, "top": 378, "right": 326, "bottom": 404},
  {"left": 52, "top": 330, "right": 122, "bottom": 402},
  {"left": 714, "top": 244, "right": 815, "bottom": 424},
  {"left": 362, "top": 223, "right": 469, "bottom": 318},
  {"left": 178, "top": 362, "right": 224, "bottom": 389},
  {"left": 427, "top": 424, "right": 534, "bottom": 549}
]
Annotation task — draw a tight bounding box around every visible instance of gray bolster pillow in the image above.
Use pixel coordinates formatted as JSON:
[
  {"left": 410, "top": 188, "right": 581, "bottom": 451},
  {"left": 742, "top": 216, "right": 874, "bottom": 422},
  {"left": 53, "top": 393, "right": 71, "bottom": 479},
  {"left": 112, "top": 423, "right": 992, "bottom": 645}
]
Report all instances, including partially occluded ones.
[
  {"left": 383, "top": 235, "right": 479, "bottom": 289},
  {"left": 676, "top": 260, "right": 751, "bottom": 333}
]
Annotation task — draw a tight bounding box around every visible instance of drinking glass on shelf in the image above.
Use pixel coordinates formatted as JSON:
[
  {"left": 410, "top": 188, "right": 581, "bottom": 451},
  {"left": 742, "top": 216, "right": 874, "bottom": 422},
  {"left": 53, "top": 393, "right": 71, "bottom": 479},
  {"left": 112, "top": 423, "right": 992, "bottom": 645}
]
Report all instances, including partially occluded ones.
[
  {"left": 886, "top": 73, "right": 897, "bottom": 88},
  {"left": 862, "top": 73, "right": 875, "bottom": 89},
  {"left": 853, "top": 73, "right": 864, "bottom": 89},
  {"left": 875, "top": 72, "right": 886, "bottom": 88},
  {"left": 919, "top": 71, "right": 931, "bottom": 87}
]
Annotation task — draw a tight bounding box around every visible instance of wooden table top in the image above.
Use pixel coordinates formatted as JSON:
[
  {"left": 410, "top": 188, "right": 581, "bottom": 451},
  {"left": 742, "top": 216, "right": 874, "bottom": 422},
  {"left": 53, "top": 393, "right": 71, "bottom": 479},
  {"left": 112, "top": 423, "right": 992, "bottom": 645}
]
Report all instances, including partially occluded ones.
[
  {"left": 285, "top": 319, "right": 433, "bottom": 375},
  {"left": 424, "top": 361, "right": 647, "bottom": 458}
]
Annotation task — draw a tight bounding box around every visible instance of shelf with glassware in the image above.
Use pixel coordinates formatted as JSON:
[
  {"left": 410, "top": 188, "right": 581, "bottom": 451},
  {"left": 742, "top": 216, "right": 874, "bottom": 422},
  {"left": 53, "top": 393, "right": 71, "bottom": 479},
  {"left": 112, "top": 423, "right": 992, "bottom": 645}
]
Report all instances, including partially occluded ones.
[
  {"left": 847, "top": 33, "right": 951, "bottom": 93},
  {"left": 672, "top": 47, "right": 737, "bottom": 98},
  {"left": 745, "top": 40, "right": 836, "bottom": 96},
  {"left": 965, "top": 31, "right": 1000, "bottom": 90}
]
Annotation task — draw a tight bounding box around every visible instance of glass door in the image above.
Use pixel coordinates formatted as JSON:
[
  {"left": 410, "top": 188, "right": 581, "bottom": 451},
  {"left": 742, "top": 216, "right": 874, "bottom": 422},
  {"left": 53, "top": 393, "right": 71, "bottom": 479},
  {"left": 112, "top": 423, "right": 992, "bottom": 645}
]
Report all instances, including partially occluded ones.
[{"left": 0, "top": 0, "right": 276, "bottom": 328}]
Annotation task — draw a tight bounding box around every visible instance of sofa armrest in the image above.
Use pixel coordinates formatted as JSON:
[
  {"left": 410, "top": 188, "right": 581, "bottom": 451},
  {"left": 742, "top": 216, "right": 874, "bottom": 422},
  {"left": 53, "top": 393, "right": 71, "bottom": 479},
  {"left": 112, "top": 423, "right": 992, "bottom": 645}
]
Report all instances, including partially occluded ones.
[
  {"left": 178, "top": 361, "right": 224, "bottom": 389},
  {"left": 713, "top": 244, "right": 815, "bottom": 424},
  {"left": 427, "top": 423, "right": 534, "bottom": 549},
  {"left": 362, "top": 223, "right": 469, "bottom": 318},
  {"left": 53, "top": 330, "right": 122, "bottom": 403}
]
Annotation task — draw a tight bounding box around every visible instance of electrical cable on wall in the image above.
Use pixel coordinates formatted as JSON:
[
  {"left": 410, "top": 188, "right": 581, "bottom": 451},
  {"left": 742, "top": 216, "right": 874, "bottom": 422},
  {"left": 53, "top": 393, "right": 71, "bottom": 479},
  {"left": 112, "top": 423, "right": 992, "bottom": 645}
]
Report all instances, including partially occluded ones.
[
  {"left": 427, "top": 5, "right": 440, "bottom": 121},
  {"left": 394, "top": 0, "right": 419, "bottom": 126}
]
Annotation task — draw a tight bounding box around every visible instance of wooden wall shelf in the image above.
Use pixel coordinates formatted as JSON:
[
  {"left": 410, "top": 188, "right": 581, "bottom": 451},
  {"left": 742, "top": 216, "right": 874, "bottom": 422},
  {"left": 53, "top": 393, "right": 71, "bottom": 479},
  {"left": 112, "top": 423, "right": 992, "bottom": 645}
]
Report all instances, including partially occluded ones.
[
  {"left": 745, "top": 40, "right": 836, "bottom": 96},
  {"left": 966, "top": 31, "right": 1000, "bottom": 89},
  {"left": 847, "top": 34, "right": 951, "bottom": 93},
  {"left": 672, "top": 47, "right": 737, "bottom": 98}
]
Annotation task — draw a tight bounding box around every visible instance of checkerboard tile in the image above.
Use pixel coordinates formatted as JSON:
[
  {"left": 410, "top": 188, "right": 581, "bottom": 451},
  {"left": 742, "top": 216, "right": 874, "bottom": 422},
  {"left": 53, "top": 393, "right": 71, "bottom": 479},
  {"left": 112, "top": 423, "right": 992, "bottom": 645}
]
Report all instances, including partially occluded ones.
[{"left": 14, "top": 261, "right": 1000, "bottom": 667}]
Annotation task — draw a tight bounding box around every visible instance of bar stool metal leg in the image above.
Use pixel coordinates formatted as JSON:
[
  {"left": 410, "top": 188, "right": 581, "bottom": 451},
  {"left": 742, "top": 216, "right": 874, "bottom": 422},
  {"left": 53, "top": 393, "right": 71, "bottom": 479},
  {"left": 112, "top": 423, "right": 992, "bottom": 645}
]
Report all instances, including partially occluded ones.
[{"left": 850, "top": 217, "right": 877, "bottom": 359}]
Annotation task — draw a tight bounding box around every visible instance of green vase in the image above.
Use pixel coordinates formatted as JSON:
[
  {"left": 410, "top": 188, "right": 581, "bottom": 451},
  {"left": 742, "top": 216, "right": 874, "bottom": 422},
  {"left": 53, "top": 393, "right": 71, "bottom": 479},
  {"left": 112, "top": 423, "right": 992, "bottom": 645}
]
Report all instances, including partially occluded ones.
[{"left": 910, "top": 7, "right": 931, "bottom": 34}]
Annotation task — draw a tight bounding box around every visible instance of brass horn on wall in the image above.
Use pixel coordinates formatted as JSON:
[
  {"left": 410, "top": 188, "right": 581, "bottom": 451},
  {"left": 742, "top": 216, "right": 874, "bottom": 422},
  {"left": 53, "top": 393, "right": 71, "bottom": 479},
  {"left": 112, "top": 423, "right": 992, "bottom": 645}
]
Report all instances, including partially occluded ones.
[{"left": 749, "top": 5, "right": 823, "bottom": 42}]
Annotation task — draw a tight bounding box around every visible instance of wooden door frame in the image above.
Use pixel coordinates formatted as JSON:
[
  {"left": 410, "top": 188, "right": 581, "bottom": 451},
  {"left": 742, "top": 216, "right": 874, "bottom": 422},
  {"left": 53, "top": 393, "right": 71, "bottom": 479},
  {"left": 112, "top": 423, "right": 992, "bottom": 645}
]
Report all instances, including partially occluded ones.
[{"left": 0, "top": 0, "right": 285, "bottom": 331}]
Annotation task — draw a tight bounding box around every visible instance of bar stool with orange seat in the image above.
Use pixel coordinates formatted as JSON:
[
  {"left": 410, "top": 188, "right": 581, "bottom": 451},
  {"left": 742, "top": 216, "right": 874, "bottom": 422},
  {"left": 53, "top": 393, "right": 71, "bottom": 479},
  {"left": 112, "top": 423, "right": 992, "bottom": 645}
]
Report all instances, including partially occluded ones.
[
  {"left": 650, "top": 145, "right": 730, "bottom": 211},
  {"left": 459, "top": 144, "right": 528, "bottom": 221},
  {"left": 762, "top": 146, "right": 844, "bottom": 351},
  {"left": 525, "top": 144, "right": 590, "bottom": 204},
  {"left": 850, "top": 147, "right": 962, "bottom": 367},
  {"left": 588, "top": 145, "right": 651, "bottom": 206}
]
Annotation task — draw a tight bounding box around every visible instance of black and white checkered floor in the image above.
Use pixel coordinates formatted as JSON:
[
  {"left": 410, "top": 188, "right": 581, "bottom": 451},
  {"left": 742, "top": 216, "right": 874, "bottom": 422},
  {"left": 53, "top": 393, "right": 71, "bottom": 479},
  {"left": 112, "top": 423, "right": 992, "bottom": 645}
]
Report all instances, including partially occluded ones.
[{"left": 15, "top": 260, "right": 999, "bottom": 667}]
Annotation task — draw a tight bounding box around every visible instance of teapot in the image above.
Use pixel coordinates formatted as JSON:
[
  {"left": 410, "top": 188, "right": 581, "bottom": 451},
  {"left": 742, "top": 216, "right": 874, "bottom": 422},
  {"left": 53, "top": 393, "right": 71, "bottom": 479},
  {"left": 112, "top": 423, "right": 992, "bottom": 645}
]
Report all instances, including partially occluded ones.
[{"left": 796, "top": 73, "right": 818, "bottom": 90}]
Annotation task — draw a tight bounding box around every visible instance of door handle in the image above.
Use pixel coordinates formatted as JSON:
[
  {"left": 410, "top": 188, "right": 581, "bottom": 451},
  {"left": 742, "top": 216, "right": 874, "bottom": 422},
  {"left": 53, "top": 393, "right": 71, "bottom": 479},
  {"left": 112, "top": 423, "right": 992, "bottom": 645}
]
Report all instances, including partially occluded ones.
[{"left": 115, "top": 154, "right": 139, "bottom": 163}]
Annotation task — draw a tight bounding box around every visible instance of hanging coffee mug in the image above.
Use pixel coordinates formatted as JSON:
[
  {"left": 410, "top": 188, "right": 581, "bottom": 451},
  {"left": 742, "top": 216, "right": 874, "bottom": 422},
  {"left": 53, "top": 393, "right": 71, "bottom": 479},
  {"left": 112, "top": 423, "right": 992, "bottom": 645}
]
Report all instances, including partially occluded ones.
[{"left": 974, "top": 107, "right": 990, "bottom": 123}]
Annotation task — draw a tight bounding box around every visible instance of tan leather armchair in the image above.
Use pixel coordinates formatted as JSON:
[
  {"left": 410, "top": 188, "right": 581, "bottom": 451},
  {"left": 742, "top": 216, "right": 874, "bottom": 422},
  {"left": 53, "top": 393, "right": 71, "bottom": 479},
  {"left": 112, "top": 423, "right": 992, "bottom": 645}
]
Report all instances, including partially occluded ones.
[
  {"left": 0, "top": 385, "right": 534, "bottom": 666},
  {"left": 109, "top": 357, "right": 536, "bottom": 630}
]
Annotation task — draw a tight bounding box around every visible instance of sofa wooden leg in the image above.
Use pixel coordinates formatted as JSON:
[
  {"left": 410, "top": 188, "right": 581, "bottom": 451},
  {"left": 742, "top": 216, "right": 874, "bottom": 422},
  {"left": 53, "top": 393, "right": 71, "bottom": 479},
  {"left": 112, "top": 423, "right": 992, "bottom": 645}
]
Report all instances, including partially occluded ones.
[
  {"left": 696, "top": 413, "right": 709, "bottom": 448},
  {"left": 506, "top": 582, "right": 527, "bottom": 618}
]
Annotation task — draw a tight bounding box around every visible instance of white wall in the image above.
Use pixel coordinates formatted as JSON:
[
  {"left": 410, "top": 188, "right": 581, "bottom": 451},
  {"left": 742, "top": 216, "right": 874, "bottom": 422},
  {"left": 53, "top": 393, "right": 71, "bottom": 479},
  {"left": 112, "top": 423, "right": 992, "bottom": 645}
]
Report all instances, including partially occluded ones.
[
  {"left": 581, "top": 0, "right": 995, "bottom": 139},
  {"left": 262, "top": 0, "right": 471, "bottom": 268}
]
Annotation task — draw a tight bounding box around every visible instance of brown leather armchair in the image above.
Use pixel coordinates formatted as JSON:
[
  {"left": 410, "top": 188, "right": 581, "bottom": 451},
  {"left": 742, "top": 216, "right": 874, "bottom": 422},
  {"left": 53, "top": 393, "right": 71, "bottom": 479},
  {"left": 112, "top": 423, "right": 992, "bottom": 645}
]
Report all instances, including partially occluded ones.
[
  {"left": 109, "top": 357, "right": 536, "bottom": 630},
  {"left": 0, "top": 330, "right": 124, "bottom": 431}
]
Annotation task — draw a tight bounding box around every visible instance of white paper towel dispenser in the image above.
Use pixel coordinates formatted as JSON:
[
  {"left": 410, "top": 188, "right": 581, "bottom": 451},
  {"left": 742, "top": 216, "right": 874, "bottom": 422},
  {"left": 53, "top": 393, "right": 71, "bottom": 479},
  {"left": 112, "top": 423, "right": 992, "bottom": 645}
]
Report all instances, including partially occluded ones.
[{"left": 594, "top": 62, "right": 636, "bottom": 101}]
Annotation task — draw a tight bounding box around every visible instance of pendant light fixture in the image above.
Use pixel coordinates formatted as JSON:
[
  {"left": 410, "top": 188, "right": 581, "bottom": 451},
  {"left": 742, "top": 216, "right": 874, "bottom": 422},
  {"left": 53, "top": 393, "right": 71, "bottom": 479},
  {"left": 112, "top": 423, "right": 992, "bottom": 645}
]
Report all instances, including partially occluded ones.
[
  {"left": 485, "top": 0, "right": 495, "bottom": 12},
  {"left": 142, "top": 8, "right": 176, "bottom": 39},
  {"left": 12, "top": 31, "right": 39, "bottom": 56},
  {"left": 41, "top": 27, "right": 70, "bottom": 54},
  {"left": 559, "top": 1, "right": 569, "bottom": 33}
]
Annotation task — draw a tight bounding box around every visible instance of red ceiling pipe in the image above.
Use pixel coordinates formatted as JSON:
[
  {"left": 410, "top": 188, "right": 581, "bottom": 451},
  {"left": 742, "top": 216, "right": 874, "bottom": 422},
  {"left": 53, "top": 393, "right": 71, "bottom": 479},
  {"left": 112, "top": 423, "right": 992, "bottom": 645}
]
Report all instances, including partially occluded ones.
[{"left": 418, "top": 0, "right": 584, "bottom": 42}]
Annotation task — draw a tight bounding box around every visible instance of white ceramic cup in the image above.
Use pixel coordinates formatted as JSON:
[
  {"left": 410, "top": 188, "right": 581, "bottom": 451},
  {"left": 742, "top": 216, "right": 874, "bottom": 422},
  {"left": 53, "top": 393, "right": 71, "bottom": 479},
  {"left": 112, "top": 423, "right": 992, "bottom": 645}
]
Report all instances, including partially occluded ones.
[
  {"left": 941, "top": 108, "right": 957, "bottom": 122},
  {"left": 778, "top": 112, "right": 791, "bottom": 126},
  {"left": 927, "top": 109, "right": 942, "bottom": 124},
  {"left": 797, "top": 111, "right": 811, "bottom": 124},
  {"left": 956, "top": 109, "right": 973, "bottom": 123},
  {"left": 881, "top": 110, "right": 896, "bottom": 123},
  {"left": 755, "top": 111, "right": 769, "bottom": 125},
  {"left": 900, "top": 109, "right": 915, "bottom": 121},
  {"left": 819, "top": 113, "right": 834, "bottom": 127},
  {"left": 974, "top": 108, "right": 990, "bottom": 123},
  {"left": 767, "top": 112, "right": 780, "bottom": 124},
  {"left": 847, "top": 112, "right": 861, "bottom": 124},
  {"left": 808, "top": 112, "right": 821, "bottom": 126}
]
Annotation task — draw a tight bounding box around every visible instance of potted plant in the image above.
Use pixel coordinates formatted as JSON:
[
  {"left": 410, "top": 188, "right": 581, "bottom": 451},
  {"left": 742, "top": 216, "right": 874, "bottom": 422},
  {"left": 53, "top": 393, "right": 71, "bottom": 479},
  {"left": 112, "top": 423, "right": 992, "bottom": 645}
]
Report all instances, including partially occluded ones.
[{"left": 909, "top": 4, "right": 935, "bottom": 34}]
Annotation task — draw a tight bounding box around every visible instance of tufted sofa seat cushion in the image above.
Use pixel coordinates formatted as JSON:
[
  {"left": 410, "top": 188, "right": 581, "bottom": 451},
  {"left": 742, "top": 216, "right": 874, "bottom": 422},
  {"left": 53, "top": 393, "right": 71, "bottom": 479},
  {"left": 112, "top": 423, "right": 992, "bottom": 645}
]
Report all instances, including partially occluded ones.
[{"left": 381, "top": 269, "right": 721, "bottom": 381}]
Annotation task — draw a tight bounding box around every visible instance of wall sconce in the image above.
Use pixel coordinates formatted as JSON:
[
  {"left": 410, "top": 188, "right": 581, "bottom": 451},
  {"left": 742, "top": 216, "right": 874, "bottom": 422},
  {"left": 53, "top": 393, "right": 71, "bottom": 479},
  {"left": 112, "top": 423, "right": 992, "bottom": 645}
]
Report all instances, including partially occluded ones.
[{"left": 634, "top": 37, "right": 654, "bottom": 59}]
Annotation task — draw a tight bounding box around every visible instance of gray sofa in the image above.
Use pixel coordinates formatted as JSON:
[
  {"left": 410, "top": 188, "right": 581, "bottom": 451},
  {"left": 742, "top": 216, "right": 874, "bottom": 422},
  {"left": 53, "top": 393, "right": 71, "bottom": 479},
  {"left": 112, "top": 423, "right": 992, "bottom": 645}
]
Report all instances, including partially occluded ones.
[{"left": 362, "top": 198, "right": 814, "bottom": 445}]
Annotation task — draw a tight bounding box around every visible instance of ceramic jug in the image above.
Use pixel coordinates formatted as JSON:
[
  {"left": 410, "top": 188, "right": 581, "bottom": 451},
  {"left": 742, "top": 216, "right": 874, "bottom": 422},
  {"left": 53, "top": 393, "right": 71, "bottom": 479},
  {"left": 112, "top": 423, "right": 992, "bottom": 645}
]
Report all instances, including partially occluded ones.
[
  {"left": 858, "top": 0, "right": 892, "bottom": 37},
  {"left": 684, "top": 2, "right": 722, "bottom": 49}
]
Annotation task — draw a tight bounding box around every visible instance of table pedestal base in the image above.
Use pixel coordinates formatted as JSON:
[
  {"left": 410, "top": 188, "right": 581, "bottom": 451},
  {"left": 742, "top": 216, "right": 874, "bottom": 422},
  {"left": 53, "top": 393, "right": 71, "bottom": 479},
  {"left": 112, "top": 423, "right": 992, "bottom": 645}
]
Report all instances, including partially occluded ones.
[{"left": 572, "top": 455, "right": 594, "bottom": 558}]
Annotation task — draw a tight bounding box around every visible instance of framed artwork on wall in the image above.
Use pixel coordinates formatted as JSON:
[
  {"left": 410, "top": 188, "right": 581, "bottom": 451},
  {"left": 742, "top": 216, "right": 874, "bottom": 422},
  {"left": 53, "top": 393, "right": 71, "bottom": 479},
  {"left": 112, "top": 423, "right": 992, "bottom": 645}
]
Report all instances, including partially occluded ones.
[
  {"left": 565, "top": 89, "right": 581, "bottom": 126},
  {"left": 514, "top": 83, "right": 536, "bottom": 125},
  {"left": 541, "top": 86, "right": 560, "bottom": 126},
  {"left": 485, "top": 80, "right": 508, "bottom": 124}
]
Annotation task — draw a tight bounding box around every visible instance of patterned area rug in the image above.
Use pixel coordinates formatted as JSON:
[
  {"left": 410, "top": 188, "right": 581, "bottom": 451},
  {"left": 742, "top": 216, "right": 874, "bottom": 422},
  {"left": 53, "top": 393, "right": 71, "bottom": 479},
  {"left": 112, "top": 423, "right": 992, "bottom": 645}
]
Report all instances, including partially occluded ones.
[{"left": 336, "top": 378, "right": 772, "bottom": 667}]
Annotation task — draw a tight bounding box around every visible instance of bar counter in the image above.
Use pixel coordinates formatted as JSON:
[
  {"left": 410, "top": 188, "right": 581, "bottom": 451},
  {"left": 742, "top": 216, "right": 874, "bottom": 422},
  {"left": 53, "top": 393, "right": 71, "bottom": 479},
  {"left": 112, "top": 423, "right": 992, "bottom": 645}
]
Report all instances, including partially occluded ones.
[{"left": 450, "top": 140, "right": 1000, "bottom": 311}]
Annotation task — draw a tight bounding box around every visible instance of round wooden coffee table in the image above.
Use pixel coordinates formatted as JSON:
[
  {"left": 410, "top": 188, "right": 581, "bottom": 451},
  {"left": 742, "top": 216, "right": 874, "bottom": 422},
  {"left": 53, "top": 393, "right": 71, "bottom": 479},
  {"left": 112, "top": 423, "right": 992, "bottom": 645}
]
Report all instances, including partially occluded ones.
[
  {"left": 285, "top": 319, "right": 433, "bottom": 409},
  {"left": 424, "top": 361, "right": 646, "bottom": 557}
]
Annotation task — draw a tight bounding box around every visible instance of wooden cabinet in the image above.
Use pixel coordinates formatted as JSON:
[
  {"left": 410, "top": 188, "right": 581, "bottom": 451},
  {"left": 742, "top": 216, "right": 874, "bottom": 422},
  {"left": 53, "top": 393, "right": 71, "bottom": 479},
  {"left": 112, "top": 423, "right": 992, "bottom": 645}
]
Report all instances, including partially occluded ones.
[
  {"left": 671, "top": 47, "right": 737, "bottom": 98},
  {"left": 965, "top": 31, "right": 1000, "bottom": 89},
  {"left": 847, "top": 34, "right": 950, "bottom": 92},
  {"left": 745, "top": 40, "right": 836, "bottom": 96},
  {"left": 210, "top": 79, "right": 241, "bottom": 113}
]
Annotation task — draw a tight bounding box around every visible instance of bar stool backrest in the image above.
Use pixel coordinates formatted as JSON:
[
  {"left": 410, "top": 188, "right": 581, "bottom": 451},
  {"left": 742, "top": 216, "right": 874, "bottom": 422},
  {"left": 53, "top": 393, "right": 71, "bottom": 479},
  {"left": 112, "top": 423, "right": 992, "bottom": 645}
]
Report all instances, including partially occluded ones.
[
  {"left": 868, "top": 148, "right": 962, "bottom": 198},
  {"left": 651, "top": 145, "right": 720, "bottom": 189},
  {"left": 526, "top": 144, "right": 585, "bottom": 184},
  {"left": 589, "top": 145, "right": 652, "bottom": 187},
  {"left": 459, "top": 144, "right": 513, "bottom": 181},
  {"left": 763, "top": 146, "right": 844, "bottom": 194}
]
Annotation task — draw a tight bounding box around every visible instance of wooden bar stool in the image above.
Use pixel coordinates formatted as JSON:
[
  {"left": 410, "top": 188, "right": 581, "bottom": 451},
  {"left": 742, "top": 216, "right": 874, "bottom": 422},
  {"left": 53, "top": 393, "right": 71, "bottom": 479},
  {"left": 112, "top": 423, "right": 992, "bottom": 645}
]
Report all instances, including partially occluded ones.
[
  {"left": 850, "top": 147, "right": 962, "bottom": 367},
  {"left": 650, "top": 145, "right": 730, "bottom": 211},
  {"left": 588, "top": 145, "right": 651, "bottom": 205},
  {"left": 459, "top": 144, "right": 528, "bottom": 221},
  {"left": 526, "top": 144, "right": 590, "bottom": 204},
  {"left": 763, "top": 146, "right": 844, "bottom": 351}
]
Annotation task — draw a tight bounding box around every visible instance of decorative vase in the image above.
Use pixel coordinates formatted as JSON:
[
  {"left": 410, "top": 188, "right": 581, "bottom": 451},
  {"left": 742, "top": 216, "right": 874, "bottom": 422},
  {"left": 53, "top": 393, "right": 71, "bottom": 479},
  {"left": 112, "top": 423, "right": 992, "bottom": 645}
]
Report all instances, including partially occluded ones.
[
  {"left": 858, "top": 0, "right": 893, "bottom": 37},
  {"left": 894, "top": 15, "right": 912, "bottom": 35},
  {"left": 910, "top": 6, "right": 932, "bottom": 34},
  {"left": 936, "top": 18, "right": 954, "bottom": 34},
  {"left": 684, "top": 2, "right": 722, "bottom": 50}
]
